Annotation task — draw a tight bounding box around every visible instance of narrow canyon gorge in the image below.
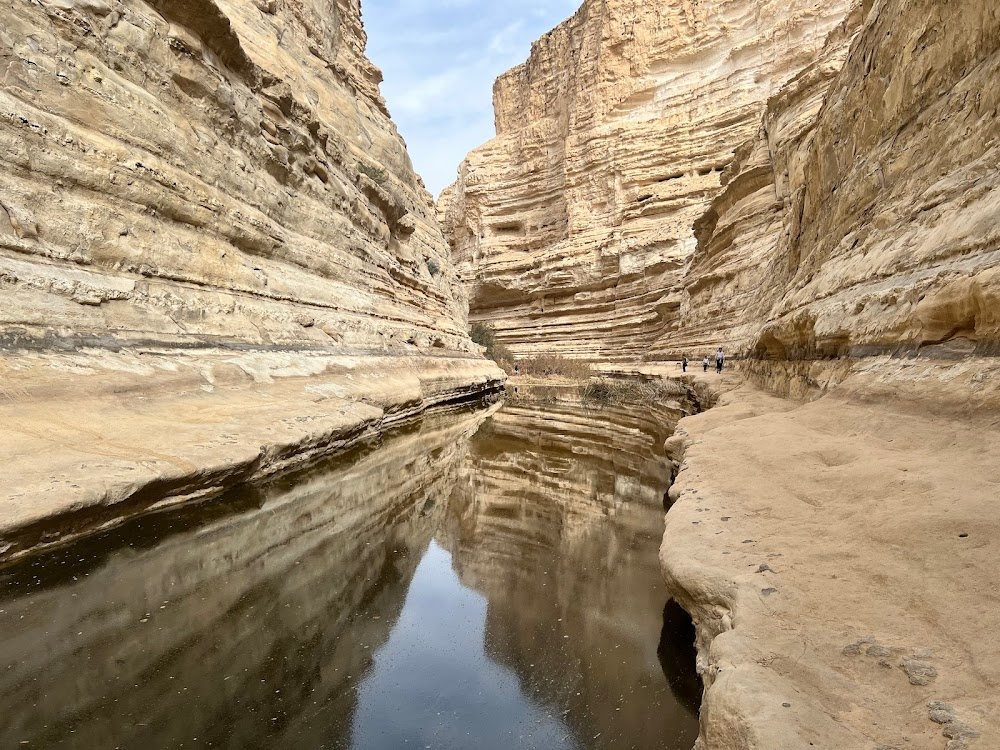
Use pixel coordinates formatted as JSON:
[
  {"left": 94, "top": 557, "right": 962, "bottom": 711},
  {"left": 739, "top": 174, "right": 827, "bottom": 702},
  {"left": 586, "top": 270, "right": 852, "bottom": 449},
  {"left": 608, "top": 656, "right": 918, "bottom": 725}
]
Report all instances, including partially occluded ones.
[{"left": 1, "top": 0, "right": 998, "bottom": 749}]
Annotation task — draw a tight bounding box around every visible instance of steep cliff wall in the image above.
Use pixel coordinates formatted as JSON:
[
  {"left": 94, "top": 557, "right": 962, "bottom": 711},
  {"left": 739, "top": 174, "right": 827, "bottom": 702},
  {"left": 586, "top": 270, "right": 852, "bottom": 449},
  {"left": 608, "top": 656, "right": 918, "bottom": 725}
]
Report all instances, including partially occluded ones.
[
  {"left": 0, "top": 0, "right": 503, "bottom": 555},
  {"left": 666, "top": 0, "right": 1000, "bottom": 395},
  {"left": 440, "top": 0, "right": 856, "bottom": 361},
  {"left": 662, "top": 7, "right": 865, "bottom": 361},
  {"left": 2, "top": 0, "right": 469, "bottom": 351}
]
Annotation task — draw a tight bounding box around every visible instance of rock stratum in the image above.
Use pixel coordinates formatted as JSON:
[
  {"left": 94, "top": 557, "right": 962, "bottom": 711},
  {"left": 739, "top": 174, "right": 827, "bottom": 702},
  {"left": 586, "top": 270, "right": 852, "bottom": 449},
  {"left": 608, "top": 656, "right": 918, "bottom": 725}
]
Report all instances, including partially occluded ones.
[
  {"left": 0, "top": 0, "right": 503, "bottom": 559},
  {"left": 440, "top": 0, "right": 857, "bottom": 361},
  {"left": 674, "top": 0, "right": 1000, "bottom": 394},
  {"left": 443, "top": 0, "right": 1000, "bottom": 383}
]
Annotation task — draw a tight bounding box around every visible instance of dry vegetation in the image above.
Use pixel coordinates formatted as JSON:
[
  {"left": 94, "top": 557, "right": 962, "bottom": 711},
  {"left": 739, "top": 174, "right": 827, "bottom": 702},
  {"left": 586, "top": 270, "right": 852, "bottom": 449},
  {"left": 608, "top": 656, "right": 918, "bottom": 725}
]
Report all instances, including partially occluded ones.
[
  {"left": 580, "top": 378, "right": 687, "bottom": 406},
  {"left": 510, "top": 354, "right": 592, "bottom": 378},
  {"left": 471, "top": 323, "right": 593, "bottom": 377}
]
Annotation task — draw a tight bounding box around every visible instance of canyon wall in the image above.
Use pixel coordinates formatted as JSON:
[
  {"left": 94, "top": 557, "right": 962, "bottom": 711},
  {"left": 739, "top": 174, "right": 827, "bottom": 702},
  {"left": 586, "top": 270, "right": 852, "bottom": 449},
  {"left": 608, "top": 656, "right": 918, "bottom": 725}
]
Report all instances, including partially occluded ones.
[
  {"left": 1, "top": 0, "right": 469, "bottom": 352},
  {"left": 665, "top": 0, "right": 1000, "bottom": 395},
  {"left": 440, "top": 0, "right": 857, "bottom": 361},
  {"left": 445, "top": 0, "right": 1000, "bottom": 388},
  {"left": 0, "top": 0, "right": 503, "bottom": 556}
]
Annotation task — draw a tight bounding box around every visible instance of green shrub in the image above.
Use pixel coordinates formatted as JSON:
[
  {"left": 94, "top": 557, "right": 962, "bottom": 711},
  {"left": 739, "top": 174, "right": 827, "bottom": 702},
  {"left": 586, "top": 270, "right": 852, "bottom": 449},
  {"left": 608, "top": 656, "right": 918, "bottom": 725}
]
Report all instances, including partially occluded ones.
[
  {"left": 471, "top": 322, "right": 511, "bottom": 366},
  {"left": 426, "top": 258, "right": 441, "bottom": 277}
]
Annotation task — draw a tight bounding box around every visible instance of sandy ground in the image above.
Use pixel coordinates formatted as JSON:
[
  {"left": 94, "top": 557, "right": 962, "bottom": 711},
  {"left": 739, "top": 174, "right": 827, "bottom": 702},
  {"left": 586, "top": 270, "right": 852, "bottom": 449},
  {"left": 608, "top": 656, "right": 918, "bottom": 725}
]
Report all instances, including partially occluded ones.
[{"left": 656, "top": 363, "right": 1000, "bottom": 749}]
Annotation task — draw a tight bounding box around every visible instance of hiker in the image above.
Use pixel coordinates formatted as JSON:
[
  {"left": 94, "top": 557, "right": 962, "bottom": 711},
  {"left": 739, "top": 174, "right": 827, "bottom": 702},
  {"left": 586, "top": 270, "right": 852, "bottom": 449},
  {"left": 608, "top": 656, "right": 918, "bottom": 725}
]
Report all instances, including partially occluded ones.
[
  {"left": 715, "top": 347, "right": 725, "bottom": 374},
  {"left": 682, "top": 355, "right": 688, "bottom": 372},
  {"left": 702, "top": 356, "right": 709, "bottom": 372}
]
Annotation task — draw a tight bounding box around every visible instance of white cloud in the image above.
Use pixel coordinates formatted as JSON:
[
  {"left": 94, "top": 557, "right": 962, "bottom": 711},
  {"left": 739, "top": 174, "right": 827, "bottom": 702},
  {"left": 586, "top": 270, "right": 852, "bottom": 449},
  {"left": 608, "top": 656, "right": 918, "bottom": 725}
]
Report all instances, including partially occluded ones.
[{"left": 363, "top": 0, "right": 580, "bottom": 196}]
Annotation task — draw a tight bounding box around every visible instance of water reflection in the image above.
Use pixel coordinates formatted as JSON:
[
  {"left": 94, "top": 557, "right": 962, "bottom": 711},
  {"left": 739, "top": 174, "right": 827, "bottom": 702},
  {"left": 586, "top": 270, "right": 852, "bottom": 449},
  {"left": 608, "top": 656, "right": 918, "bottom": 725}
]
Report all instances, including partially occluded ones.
[
  {"left": 352, "top": 541, "right": 572, "bottom": 749},
  {"left": 0, "top": 398, "right": 699, "bottom": 749},
  {"left": 439, "top": 401, "right": 699, "bottom": 749}
]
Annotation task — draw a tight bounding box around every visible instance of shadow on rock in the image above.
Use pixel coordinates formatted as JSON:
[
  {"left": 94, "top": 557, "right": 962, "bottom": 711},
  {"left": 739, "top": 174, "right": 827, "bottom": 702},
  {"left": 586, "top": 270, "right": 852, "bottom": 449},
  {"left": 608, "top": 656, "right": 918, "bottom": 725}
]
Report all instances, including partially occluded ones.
[{"left": 657, "top": 598, "right": 703, "bottom": 717}]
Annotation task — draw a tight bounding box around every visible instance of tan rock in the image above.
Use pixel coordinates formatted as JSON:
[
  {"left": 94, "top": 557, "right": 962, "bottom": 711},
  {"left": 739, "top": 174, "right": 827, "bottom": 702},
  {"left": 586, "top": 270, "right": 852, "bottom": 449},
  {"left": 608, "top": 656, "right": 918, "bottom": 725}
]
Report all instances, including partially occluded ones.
[
  {"left": 657, "top": 364, "right": 1000, "bottom": 750},
  {"left": 0, "top": 349, "right": 503, "bottom": 564},
  {"left": 0, "top": 0, "right": 503, "bottom": 546},
  {"left": 441, "top": 0, "right": 858, "bottom": 362},
  {"left": 664, "top": 0, "right": 1000, "bottom": 392},
  {"left": 0, "top": 0, "right": 471, "bottom": 354}
]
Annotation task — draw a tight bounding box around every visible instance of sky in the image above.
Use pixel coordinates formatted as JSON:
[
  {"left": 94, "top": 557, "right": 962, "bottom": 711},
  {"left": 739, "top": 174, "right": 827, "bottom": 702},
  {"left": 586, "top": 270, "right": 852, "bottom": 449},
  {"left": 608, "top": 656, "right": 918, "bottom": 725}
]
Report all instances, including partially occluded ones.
[{"left": 363, "top": 0, "right": 580, "bottom": 197}]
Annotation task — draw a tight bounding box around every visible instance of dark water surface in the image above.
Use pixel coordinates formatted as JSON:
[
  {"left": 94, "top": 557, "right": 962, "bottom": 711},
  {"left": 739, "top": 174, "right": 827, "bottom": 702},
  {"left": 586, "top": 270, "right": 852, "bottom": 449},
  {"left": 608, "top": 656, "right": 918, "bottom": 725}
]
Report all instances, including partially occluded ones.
[{"left": 0, "top": 400, "right": 700, "bottom": 749}]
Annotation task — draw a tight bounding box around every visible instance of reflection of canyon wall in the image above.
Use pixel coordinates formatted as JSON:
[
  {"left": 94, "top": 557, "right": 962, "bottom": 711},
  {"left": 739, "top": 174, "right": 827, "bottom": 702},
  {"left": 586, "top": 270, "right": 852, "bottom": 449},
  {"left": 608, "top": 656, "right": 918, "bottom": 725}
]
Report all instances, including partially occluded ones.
[
  {"left": 0, "top": 410, "right": 487, "bottom": 749},
  {"left": 439, "top": 401, "right": 699, "bottom": 748},
  {"left": 440, "top": 0, "right": 856, "bottom": 361},
  {"left": 0, "top": 0, "right": 503, "bottom": 548}
]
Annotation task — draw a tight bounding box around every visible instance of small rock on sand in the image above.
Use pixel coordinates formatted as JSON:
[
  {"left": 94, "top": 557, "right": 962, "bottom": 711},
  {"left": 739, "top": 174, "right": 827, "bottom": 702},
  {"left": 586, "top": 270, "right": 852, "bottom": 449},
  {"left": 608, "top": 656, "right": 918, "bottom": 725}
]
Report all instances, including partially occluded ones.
[{"left": 901, "top": 658, "right": 938, "bottom": 686}]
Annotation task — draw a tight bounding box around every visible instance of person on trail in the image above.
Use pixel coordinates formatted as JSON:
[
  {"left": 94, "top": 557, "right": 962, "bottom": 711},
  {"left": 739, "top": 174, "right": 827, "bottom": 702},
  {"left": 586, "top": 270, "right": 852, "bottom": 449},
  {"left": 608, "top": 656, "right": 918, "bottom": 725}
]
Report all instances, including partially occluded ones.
[
  {"left": 715, "top": 347, "right": 725, "bottom": 374},
  {"left": 703, "top": 356, "right": 709, "bottom": 372},
  {"left": 682, "top": 355, "right": 688, "bottom": 372}
]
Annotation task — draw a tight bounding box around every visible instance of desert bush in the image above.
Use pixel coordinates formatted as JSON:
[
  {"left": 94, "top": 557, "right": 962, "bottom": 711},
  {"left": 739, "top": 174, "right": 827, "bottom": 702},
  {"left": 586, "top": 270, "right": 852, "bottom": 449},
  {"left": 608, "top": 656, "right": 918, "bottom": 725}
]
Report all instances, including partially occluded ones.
[
  {"left": 426, "top": 258, "right": 441, "bottom": 277},
  {"left": 471, "top": 322, "right": 511, "bottom": 365},
  {"left": 581, "top": 377, "right": 686, "bottom": 406}
]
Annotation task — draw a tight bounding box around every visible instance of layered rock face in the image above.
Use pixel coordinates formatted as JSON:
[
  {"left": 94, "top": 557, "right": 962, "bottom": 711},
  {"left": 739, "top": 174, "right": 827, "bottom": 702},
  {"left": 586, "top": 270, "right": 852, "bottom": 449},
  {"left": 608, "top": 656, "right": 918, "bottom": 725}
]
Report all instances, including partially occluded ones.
[
  {"left": 0, "top": 0, "right": 503, "bottom": 554},
  {"left": 666, "top": 0, "right": 1000, "bottom": 391},
  {"left": 440, "top": 0, "right": 855, "bottom": 361},
  {"left": 446, "top": 0, "right": 1000, "bottom": 384},
  {"left": 1, "top": 0, "right": 468, "bottom": 351}
]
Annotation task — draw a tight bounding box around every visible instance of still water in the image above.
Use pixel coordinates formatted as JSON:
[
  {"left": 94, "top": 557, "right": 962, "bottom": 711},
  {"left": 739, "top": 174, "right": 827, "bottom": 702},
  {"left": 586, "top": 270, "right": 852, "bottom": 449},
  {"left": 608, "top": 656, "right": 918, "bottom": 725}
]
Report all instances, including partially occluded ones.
[{"left": 0, "top": 399, "right": 701, "bottom": 749}]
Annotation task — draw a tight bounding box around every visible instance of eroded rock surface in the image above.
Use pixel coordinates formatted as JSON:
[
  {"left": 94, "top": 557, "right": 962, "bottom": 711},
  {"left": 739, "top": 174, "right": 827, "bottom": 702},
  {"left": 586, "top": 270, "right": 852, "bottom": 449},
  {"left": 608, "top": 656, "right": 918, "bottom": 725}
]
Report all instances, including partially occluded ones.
[
  {"left": 666, "top": 0, "right": 1000, "bottom": 393},
  {"left": 440, "top": 0, "right": 857, "bottom": 361},
  {"left": 2, "top": 0, "right": 469, "bottom": 350},
  {"left": 659, "top": 367, "right": 1000, "bottom": 750},
  {"left": 0, "top": 0, "right": 503, "bottom": 552}
]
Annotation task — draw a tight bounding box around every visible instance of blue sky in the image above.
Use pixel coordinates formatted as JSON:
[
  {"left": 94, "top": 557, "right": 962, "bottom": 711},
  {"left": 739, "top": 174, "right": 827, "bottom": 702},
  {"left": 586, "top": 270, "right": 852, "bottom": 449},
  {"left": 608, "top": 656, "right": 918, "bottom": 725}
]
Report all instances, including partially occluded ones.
[{"left": 364, "top": 0, "right": 580, "bottom": 197}]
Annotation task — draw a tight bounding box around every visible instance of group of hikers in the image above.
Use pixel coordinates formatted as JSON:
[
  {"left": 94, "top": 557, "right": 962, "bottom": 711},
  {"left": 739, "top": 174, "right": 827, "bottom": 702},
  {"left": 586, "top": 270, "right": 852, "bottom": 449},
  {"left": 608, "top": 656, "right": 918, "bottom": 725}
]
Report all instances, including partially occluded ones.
[{"left": 681, "top": 347, "right": 725, "bottom": 374}]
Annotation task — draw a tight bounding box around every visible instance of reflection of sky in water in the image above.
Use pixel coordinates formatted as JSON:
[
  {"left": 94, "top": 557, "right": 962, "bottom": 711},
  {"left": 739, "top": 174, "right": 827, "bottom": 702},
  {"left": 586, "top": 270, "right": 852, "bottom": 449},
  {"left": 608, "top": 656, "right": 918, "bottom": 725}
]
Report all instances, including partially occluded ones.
[{"left": 352, "top": 541, "right": 577, "bottom": 750}]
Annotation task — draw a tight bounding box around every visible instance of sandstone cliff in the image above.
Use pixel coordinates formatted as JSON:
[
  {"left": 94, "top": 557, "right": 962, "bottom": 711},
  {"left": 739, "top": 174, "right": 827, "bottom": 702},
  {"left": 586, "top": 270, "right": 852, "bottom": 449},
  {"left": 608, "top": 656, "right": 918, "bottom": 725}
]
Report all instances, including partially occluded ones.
[
  {"left": 0, "top": 0, "right": 503, "bottom": 559},
  {"left": 666, "top": 0, "right": 1000, "bottom": 395},
  {"left": 440, "top": 0, "right": 856, "bottom": 361},
  {"left": 3, "top": 0, "right": 468, "bottom": 351}
]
